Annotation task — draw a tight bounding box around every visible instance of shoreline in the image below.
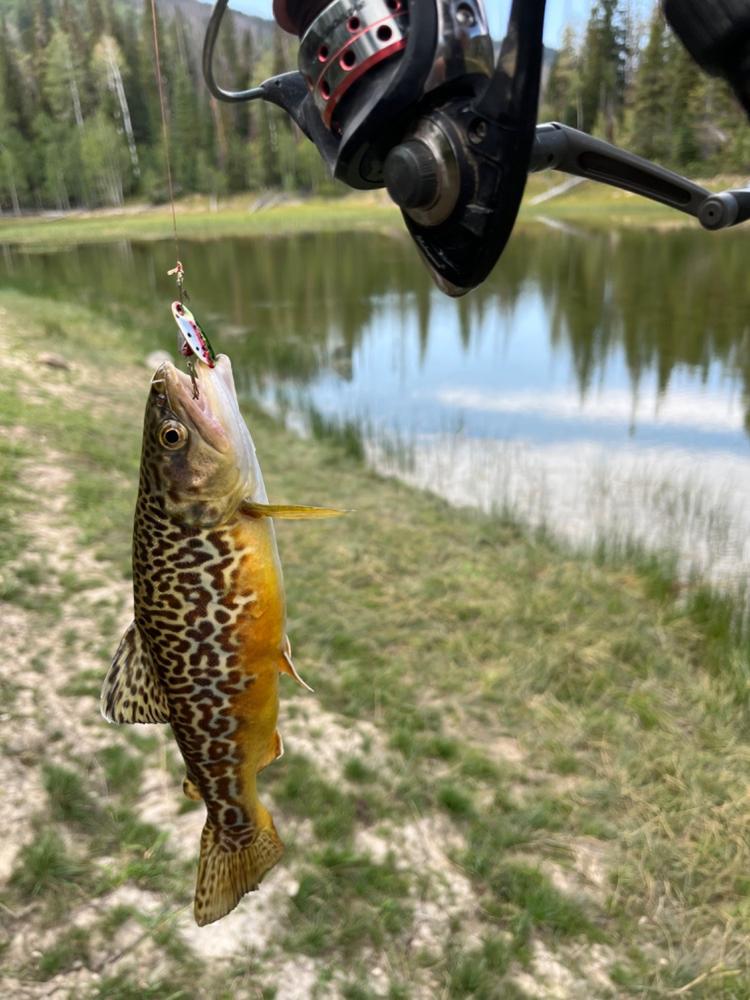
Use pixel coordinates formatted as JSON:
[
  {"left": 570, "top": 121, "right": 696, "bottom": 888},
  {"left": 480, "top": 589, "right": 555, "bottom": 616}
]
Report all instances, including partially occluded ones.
[
  {"left": 2, "top": 176, "right": 743, "bottom": 247},
  {"left": 1, "top": 264, "right": 749, "bottom": 994}
]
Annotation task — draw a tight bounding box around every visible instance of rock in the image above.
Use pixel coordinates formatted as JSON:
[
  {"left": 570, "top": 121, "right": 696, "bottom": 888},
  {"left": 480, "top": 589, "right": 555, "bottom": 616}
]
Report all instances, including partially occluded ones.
[
  {"left": 38, "top": 352, "right": 70, "bottom": 370},
  {"left": 145, "top": 350, "right": 172, "bottom": 370}
]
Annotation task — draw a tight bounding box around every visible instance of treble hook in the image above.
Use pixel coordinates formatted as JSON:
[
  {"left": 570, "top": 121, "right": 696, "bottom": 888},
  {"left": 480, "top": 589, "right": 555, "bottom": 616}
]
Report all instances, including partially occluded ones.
[{"left": 187, "top": 359, "right": 200, "bottom": 400}]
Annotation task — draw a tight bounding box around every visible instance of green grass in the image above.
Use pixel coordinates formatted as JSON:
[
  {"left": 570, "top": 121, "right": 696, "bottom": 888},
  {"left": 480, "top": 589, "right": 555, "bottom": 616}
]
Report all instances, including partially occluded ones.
[
  {"left": 343, "top": 756, "right": 377, "bottom": 783},
  {"left": 1, "top": 286, "right": 750, "bottom": 995},
  {"left": 43, "top": 762, "right": 105, "bottom": 831},
  {"left": 268, "top": 753, "right": 358, "bottom": 842},
  {"left": 9, "top": 828, "right": 86, "bottom": 900},
  {"left": 306, "top": 406, "right": 367, "bottom": 462},
  {"left": 0, "top": 195, "right": 401, "bottom": 248},
  {"left": 490, "top": 863, "right": 599, "bottom": 940},
  {"left": 87, "top": 973, "right": 192, "bottom": 1000},
  {"left": 0, "top": 178, "right": 736, "bottom": 253},
  {"left": 446, "top": 937, "right": 521, "bottom": 999},
  {"left": 286, "top": 846, "right": 413, "bottom": 957},
  {"left": 99, "top": 745, "right": 145, "bottom": 801},
  {"left": 36, "top": 926, "right": 91, "bottom": 980}
]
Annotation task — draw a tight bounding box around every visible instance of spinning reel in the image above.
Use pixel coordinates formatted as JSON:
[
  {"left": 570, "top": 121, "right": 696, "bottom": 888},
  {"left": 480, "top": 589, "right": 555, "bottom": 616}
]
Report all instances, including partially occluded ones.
[{"left": 204, "top": 0, "right": 750, "bottom": 297}]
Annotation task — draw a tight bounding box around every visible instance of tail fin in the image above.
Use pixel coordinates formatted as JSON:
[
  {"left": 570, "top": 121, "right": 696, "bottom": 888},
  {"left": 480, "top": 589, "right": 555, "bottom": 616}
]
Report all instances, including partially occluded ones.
[{"left": 193, "top": 821, "right": 284, "bottom": 926}]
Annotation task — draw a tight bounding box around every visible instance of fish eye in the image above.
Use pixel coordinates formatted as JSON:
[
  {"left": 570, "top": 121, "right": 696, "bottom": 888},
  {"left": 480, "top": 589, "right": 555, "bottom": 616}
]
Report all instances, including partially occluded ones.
[{"left": 159, "top": 421, "right": 188, "bottom": 450}]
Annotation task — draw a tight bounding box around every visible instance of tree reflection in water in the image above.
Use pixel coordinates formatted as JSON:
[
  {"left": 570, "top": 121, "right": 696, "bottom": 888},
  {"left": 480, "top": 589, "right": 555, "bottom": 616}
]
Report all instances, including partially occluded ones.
[{"left": 3, "top": 224, "right": 749, "bottom": 431}]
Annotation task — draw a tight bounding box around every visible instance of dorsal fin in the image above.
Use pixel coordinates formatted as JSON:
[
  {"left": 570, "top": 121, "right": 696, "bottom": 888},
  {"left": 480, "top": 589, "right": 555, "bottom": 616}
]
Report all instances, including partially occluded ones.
[{"left": 101, "top": 621, "right": 171, "bottom": 724}]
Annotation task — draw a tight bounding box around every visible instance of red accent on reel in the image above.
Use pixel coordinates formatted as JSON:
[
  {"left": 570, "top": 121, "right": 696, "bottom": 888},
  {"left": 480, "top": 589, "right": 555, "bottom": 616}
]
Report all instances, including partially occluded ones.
[{"left": 321, "top": 38, "right": 407, "bottom": 128}]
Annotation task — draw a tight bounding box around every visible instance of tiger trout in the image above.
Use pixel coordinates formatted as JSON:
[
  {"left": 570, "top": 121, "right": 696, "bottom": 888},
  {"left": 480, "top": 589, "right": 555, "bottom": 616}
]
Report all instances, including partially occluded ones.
[{"left": 101, "top": 354, "right": 341, "bottom": 925}]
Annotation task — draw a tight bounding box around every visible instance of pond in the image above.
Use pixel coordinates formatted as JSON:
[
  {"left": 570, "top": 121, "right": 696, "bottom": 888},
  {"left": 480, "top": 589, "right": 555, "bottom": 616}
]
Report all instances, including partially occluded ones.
[{"left": 3, "top": 220, "right": 749, "bottom": 594}]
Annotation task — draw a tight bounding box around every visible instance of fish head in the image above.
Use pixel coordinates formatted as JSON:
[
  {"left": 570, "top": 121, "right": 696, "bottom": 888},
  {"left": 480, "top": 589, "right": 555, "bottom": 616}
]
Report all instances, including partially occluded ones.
[{"left": 143, "top": 355, "right": 263, "bottom": 526}]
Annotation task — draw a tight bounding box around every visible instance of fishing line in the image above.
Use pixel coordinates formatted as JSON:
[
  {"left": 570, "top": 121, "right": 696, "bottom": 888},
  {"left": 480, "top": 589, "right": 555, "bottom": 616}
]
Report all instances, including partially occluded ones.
[
  {"left": 148, "top": 0, "right": 216, "bottom": 376},
  {"left": 148, "top": 0, "right": 180, "bottom": 275}
]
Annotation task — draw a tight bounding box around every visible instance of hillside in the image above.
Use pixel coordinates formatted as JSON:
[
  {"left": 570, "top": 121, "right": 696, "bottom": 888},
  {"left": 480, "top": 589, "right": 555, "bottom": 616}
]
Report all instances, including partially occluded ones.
[{"left": 130, "top": 0, "right": 279, "bottom": 62}]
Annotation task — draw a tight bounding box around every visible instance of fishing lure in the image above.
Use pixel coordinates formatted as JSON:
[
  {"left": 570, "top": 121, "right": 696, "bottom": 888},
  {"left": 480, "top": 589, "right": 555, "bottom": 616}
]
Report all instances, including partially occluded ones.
[{"left": 172, "top": 300, "right": 216, "bottom": 369}]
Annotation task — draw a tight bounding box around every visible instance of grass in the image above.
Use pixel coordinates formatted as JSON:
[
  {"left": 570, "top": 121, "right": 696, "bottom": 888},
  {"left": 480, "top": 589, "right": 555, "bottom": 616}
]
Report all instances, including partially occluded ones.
[
  {"left": 1, "top": 286, "right": 750, "bottom": 996},
  {"left": 268, "top": 753, "right": 358, "bottom": 842},
  {"left": 36, "top": 927, "right": 91, "bottom": 980},
  {"left": 0, "top": 174, "right": 740, "bottom": 253},
  {"left": 9, "top": 828, "right": 86, "bottom": 900},
  {"left": 0, "top": 194, "right": 402, "bottom": 248},
  {"left": 286, "top": 846, "right": 413, "bottom": 957},
  {"left": 446, "top": 936, "right": 521, "bottom": 999}
]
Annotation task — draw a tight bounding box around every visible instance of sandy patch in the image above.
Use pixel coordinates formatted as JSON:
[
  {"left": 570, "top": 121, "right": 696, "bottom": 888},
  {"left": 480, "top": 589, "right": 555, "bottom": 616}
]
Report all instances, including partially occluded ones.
[
  {"left": 514, "top": 939, "right": 615, "bottom": 998},
  {"left": 282, "top": 697, "right": 392, "bottom": 781}
]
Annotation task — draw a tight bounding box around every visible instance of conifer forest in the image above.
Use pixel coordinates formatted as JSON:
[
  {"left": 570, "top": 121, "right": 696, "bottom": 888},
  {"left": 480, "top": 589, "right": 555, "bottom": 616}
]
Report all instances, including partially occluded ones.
[{"left": 0, "top": 0, "right": 749, "bottom": 213}]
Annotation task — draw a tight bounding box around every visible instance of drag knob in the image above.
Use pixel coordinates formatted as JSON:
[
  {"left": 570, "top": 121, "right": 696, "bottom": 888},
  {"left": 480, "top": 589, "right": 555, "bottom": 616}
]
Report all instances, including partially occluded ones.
[{"left": 384, "top": 140, "right": 440, "bottom": 210}]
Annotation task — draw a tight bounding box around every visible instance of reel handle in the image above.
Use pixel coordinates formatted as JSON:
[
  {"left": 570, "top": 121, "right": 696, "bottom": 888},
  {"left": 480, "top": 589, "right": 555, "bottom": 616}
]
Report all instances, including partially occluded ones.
[
  {"left": 699, "top": 189, "right": 750, "bottom": 229},
  {"left": 531, "top": 122, "right": 750, "bottom": 232}
]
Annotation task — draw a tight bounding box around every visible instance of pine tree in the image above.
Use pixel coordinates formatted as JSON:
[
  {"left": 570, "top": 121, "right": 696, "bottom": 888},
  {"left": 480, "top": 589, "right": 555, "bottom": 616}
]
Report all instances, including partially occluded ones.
[
  {"left": 86, "top": 0, "right": 106, "bottom": 42},
  {"left": 628, "top": 7, "right": 669, "bottom": 162},
  {"left": 237, "top": 29, "right": 255, "bottom": 139},
  {"left": 170, "top": 42, "right": 200, "bottom": 192},
  {"left": 80, "top": 110, "right": 129, "bottom": 205},
  {"left": 136, "top": 0, "right": 164, "bottom": 153},
  {"left": 579, "top": 0, "right": 628, "bottom": 141},
  {"left": 664, "top": 28, "right": 704, "bottom": 169},
  {"left": 543, "top": 27, "right": 581, "bottom": 127},
  {"left": 0, "top": 19, "right": 27, "bottom": 212}
]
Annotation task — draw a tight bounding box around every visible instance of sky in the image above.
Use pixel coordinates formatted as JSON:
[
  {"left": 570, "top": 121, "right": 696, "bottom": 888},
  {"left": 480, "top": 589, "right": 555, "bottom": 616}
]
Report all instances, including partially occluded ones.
[{"left": 217, "top": 1, "right": 651, "bottom": 47}]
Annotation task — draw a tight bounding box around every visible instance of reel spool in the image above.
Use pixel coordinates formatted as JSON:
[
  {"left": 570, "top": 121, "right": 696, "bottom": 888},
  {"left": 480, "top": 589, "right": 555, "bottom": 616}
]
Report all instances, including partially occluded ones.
[{"left": 204, "top": 0, "right": 750, "bottom": 296}]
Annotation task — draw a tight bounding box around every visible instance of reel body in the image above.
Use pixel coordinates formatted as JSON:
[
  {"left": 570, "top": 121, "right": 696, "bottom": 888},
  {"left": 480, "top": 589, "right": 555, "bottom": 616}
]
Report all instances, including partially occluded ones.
[{"left": 204, "top": 0, "right": 750, "bottom": 297}]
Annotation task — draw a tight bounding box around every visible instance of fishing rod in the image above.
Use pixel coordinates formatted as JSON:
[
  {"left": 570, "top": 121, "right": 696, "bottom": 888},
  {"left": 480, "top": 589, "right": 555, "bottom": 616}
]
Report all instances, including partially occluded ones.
[{"left": 203, "top": 0, "right": 750, "bottom": 297}]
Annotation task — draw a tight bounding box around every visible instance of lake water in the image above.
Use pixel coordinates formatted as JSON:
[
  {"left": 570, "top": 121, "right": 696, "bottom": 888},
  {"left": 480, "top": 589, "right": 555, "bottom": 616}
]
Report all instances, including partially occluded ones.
[{"left": 3, "top": 221, "right": 750, "bottom": 595}]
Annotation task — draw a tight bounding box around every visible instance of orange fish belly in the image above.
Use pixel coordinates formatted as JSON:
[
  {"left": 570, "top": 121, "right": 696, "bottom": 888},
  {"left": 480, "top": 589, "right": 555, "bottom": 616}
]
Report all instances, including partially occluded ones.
[{"left": 163, "top": 513, "right": 288, "bottom": 924}]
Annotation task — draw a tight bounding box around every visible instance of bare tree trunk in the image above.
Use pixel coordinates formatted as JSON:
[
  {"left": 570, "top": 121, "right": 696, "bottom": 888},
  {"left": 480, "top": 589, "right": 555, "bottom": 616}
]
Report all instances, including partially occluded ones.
[
  {"left": 104, "top": 37, "right": 140, "bottom": 177},
  {"left": 66, "top": 46, "right": 84, "bottom": 128}
]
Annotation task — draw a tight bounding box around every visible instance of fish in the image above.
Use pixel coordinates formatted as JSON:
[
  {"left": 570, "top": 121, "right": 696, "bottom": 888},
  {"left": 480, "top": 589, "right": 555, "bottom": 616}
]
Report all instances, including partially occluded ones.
[{"left": 101, "top": 354, "right": 343, "bottom": 925}]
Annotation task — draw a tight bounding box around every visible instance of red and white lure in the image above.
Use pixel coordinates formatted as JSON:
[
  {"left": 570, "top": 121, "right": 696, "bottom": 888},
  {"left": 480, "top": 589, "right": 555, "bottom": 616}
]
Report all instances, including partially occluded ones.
[
  {"left": 167, "top": 260, "right": 216, "bottom": 370},
  {"left": 171, "top": 300, "right": 216, "bottom": 369}
]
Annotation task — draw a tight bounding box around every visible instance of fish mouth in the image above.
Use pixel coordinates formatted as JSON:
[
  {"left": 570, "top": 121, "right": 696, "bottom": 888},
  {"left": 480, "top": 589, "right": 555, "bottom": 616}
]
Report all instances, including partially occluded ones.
[{"left": 155, "top": 359, "right": 232, "bottom": 454}]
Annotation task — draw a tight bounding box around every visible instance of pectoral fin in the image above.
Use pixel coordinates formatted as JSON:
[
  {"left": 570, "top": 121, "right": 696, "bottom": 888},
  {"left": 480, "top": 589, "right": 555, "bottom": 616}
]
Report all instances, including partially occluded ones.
[
  {"left": 101, "top": 621, "right": 170, "bottom": 725},
  {"left": 241, "top": 500, "right": 348, "bottom": 520},
  {"left": 278, "top": 636, "right": 314, "bottom": 693}
]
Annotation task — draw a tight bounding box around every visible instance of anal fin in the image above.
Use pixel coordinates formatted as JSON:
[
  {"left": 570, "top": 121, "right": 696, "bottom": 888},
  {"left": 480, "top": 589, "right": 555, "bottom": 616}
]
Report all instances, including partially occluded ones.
[
  {"left": 278, "top": 636, "right": 313, "bottom": 693},
  {"left": 258, "top": 730, "right": 284, "bottom": 773},
  {"left": 183, "top": 776, "right": 203, "bottom": 801},
  {"left": 101, "top": 621, "right": 170, "bottom": 725}
]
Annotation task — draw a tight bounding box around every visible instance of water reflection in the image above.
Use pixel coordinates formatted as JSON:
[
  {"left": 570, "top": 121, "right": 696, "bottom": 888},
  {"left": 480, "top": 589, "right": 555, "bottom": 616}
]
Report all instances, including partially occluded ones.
[
  {"left": 3, "top": 226, "right": 750, "bottom": 426},
  {"left": 2, "top": 223, "right": 749, "bottom": 586}
]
